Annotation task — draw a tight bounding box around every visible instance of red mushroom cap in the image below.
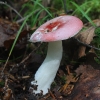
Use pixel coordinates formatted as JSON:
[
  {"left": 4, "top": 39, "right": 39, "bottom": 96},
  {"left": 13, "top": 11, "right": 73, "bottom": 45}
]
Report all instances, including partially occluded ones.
[{"left": 30, "top": 15, "right": 83, "bottom": 42}]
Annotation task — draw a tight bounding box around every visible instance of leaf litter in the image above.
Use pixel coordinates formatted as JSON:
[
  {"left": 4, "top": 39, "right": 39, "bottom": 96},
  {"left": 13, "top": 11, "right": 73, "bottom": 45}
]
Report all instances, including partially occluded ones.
[
  {"left": 76, "top": 19, "right": 100, "bottom": 58},
  {"left": 0, "top": 8, "right": 100, "bottom": 100}
]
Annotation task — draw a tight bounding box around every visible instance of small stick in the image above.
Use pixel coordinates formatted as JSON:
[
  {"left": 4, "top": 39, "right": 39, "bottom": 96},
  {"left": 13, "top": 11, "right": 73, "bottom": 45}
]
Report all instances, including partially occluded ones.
[
  {"left": 0, "top": 1, "right": 28, "bottom": 28},
  {"left": 74, "top": 37, "right": 100, "bottom": 50},
  {"left": 66, "top": 65, "right": 71, "bottom": 75},
  {"left": 0, "top": 1, "right": 22, "bottom": 19},
  {"left": 20, "top": 43, "right": 42, "bottom": 65},
  {"left": 1, "top": 43, "right": 41, "bottom": 77},
  {"left": 49, "top": 90, "right": 56, "bottom": 100}
]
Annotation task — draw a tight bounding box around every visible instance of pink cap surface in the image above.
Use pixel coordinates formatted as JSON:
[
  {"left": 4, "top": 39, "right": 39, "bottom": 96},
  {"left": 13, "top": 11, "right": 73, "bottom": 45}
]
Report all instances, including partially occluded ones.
[{"left": 30, "top": 15, "right": 83, "bottom": 42}]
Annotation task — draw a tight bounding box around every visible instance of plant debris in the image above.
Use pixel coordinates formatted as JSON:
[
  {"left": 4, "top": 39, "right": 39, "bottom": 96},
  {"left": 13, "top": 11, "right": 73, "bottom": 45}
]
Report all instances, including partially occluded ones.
[{"left": 0, "top": 0, "right": 100, "bottom": 100}]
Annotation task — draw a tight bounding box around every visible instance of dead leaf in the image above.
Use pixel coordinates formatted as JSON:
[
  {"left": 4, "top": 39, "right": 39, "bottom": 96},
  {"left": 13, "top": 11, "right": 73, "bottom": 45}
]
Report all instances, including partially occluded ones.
[
  {"left": 76, "top": 26, "right": 95, "bottom": 58},
  {"left": 0, "top": 18, "right": 19, "bottom": 47},
  {"left": 85, "top": 19, "right": 100, "bottom": 27},
  {"left": 0, "top": 18, "right": 29, "bottom": 49},
  {"left": 66, "top": 65, "right": 100, "bottom": 100},
  {"left": 3, "top": 89, "right": 12, "bottom": 100},
  {"left": 76, "top": 19, "right": 100, "bottom": 58},
  {"left": 78, "top": 46, "right": 86, "bottom": 58},
  {"left": 4, "top": 30, "right": 29, "bottom": 49},
  {"left": 76, "top": 26, "right": 95, "bottom": 44}
]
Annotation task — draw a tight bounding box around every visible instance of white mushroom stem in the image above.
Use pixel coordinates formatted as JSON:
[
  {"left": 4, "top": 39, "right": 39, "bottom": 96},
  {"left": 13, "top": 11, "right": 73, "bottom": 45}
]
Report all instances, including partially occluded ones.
[{"left": 31, "top": 41, "right": 62, "bottom": 95}]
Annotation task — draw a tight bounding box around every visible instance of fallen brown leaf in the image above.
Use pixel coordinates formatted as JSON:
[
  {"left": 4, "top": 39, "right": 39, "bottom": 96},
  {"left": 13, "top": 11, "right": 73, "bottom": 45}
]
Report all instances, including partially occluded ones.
[
  {"left": 76, "top": 26, "right": 95, "bottom": 44},
  {"left": 66, "top": 65, "right": 100, "bottom": 100},
  {"left": 76, "top": 26, "right": 95, "bottom": 58},
  {"left": 76, "top": 19, "right": 100, "bottom": 58},
  {"left": 0, "top": 18, "right": 19, "bottom": 47},
  {"left": 3, "top": 89, "right": 12, "bottom": 100}
]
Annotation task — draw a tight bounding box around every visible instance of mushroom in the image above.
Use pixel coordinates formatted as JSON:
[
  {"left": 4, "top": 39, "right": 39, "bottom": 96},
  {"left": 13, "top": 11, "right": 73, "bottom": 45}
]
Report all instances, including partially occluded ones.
[{"left": 30, "top": 15, "right": 83, "bottom": 95}]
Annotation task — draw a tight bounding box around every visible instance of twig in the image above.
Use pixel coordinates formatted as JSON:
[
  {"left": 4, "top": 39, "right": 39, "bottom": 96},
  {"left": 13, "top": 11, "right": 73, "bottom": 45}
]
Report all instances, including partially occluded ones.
[
  {"left": 16, "top": 9, "right": 40, "bottom": 24},
  {"left": 0, "top": 1, "right": 29, "bottom": 30},
  {"left": 1, "top": 55, "right": 10, "bottom": 78},
  {"left": 74, "top": 37, "right": 100, "bottom": 50},
  {"left": 49, "top": 90, "right": 56, "bottom": 99},
  {"left": 9, "top": 43, "right": 42, "bottom": 73},
  {"left": 20, "top": 43, "right": 42, "bottom": 65},
  {"left": 62, "top": 0, "right": 99, "bottom": 50},
  {"left": 16, "top": 17, "right": 27, "bottom": 23},
  {"left": 0, "top": 1, "right": 23, "bottom": 19},
  {"left": 1, "top": 42, "right": 41, "bottom": 77}
]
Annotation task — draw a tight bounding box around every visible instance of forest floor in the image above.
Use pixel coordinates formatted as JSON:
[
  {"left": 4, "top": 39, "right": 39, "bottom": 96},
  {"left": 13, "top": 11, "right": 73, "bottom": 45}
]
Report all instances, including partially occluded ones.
[{"left": 0, "top": 1, "right": 100, "bottom": 100}]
